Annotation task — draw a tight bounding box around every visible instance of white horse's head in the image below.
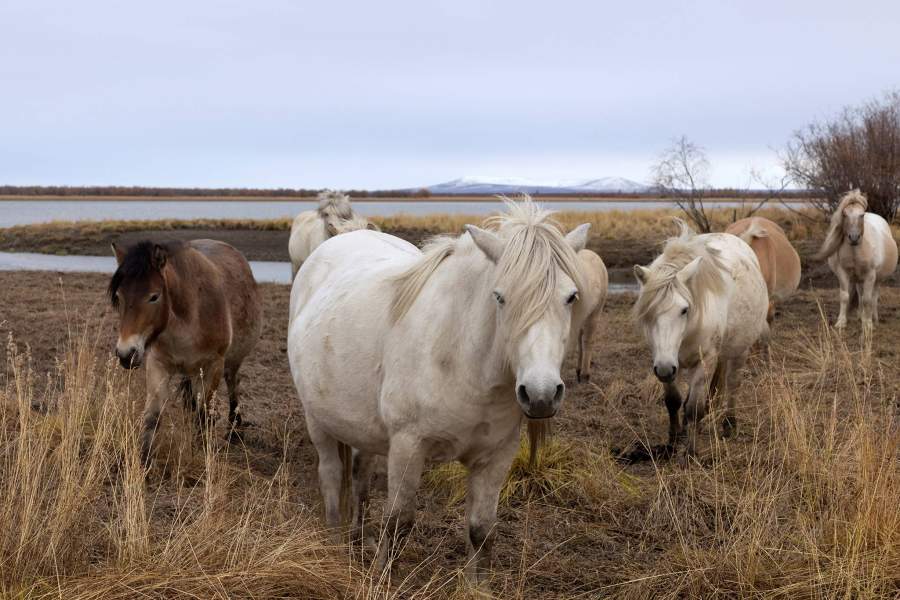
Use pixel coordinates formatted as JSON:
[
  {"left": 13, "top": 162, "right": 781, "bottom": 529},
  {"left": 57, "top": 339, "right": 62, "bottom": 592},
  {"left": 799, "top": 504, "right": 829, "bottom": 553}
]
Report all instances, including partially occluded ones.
[
  {"left": 633, "top": 220, "right": 727, "bottom": 383},
  {"left": 817, "top": 190, "right": 869, "bottom": 259},
  {"left": 465, "top": 201, "right": 589, "bottom": 419}
]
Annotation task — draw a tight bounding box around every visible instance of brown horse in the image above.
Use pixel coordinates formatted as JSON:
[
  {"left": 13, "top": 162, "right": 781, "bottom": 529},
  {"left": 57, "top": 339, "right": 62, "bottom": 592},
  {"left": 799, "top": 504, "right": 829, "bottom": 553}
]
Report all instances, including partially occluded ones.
[
  {"left": 109, "top": 239, "right": 262, "bottom": 464},
  {"left": 725, "top": 217, "right": 801, "bottom": 322}
]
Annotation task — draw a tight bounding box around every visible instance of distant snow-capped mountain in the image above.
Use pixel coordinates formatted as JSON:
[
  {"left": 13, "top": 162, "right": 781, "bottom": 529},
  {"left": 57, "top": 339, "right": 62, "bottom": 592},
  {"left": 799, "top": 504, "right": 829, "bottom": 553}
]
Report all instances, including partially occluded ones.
[{"left": 426, "top": 176, "right": 648, "bottom": 195}]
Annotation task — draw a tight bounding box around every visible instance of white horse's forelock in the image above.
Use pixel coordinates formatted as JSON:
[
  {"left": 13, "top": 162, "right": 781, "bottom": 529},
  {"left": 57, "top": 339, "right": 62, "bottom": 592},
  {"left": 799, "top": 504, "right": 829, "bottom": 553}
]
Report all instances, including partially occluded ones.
[
  {"left": 391, "top": 196, "right": 586, "bottom": 342},
  {"left": 634, "top": 219, "right": 728, "bottom": 327},
  {"left": 317, "top": 190, "right": 355, "bottom": 222}
]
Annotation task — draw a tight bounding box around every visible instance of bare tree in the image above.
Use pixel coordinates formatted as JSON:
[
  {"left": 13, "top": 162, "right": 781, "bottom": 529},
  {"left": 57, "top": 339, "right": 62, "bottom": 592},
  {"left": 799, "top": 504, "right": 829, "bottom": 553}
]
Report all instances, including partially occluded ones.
[
  {"left": 651, "top": 135, "right": 713, "bottom": 232},
  {"left": 782, "top": 91, "right": 900, "bottom": 221}
]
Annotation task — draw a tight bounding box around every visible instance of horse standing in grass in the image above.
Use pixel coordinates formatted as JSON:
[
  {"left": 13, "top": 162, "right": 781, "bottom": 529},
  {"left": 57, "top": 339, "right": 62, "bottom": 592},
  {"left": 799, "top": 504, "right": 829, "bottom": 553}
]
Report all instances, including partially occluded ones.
[
  {"left": 633, "top": 220, "right": 768, "bottom": 458},
  {"left": 288, "top": 190, "right": 377, "bottom": 279},
  {"left": 575, "top": 249, "right": 608, "bottom": 383},
  {"left": 288, "top": 200, "right": 589, "bottom": 583},
  {"left": 109, "top": 240, "right": 262, "bottom": 464},
  {"left": 725, "top": 216, "right": 801, "bottom": 322},
  {"left": 815, "top": 190, "right": 898, "bottom": 332}
]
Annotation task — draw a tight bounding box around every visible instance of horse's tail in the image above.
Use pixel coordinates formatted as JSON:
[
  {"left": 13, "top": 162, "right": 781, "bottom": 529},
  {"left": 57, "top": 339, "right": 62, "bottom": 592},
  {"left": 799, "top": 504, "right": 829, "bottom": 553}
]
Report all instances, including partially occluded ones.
[
  {"left": 338, "top": 442, "right": 353, "bottom": 523},
  {"left": 527, "top": 419, "right": 552, "bottom": 468}
]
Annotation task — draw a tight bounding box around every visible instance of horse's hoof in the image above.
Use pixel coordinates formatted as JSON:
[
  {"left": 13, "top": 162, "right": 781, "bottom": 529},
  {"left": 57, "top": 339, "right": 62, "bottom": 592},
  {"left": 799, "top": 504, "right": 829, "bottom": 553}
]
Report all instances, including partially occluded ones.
[{"left": 721, "top": 416, "right": 737, "bottom": 439}]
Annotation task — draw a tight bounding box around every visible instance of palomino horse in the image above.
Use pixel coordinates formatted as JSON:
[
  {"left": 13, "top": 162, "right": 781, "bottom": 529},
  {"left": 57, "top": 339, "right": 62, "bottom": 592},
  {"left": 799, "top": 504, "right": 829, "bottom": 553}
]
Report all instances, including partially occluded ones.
[
  {"left": 109, "top": 240, "right": 262, "bottom": 464},
  {"left": 575, "top": 249, "right": 608, "bottom": 383},
  {"left": 633, "top": 220, "right": 768, "bottom": 457},
  {"left": 815, "top": 190, "right": 898, "bottom": 332},
  {"left": 288, "top": 190, "right": 377, "bottom": 278},
  {"left": 288, "top": 199, "right": 590, "bottom": 582},
  {"left": 725, "top": 217, "right": 801, "bottom": 322}
]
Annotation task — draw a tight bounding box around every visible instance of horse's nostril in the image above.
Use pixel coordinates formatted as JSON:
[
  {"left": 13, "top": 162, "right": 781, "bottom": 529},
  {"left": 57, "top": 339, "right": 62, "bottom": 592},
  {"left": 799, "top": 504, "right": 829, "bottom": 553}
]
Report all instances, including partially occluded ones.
[
  {"left": 554, "top": 383, "right": 564, "bottom": 402},
  {"left": 517, "top": 384, "right": 530, "bottom": 405}
]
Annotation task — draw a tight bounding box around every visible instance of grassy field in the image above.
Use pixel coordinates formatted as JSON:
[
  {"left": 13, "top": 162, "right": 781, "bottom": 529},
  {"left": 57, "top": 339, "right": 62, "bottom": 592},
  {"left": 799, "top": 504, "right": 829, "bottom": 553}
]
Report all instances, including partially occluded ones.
[{"left": 1, "top": 268, "right": 898, "bottom": 598}]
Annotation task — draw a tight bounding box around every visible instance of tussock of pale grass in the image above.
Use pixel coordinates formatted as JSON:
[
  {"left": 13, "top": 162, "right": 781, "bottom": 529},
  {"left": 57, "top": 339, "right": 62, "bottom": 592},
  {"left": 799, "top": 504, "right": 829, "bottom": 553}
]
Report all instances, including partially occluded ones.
[
  {"left": 424, "top": 434, "right": 637, "bottom": 509},
  {"left": 0, "top": 326, "right": 358, "bottom": 599},
  {"left": 610, "top": 316, "right": 899, "bottom": 599}
]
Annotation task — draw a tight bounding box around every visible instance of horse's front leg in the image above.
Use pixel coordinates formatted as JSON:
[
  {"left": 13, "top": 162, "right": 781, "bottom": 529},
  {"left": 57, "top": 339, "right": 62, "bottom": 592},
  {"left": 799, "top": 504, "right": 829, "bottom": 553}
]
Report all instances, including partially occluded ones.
[
  {"left": 376, "top": 433, "right": 425, "bottom": 573},
  {"left": 663, "top": 381, "right": 683, "bottom": 446},
  {"left": 834, "top": 266, "right": 851, "bottom": 329},
  {"left": 681, "top": 357, "right": 714, "bottom": 460},
  {"left": 859, "top": 269, "right": 877, "bottom": 334},
  {"left": 465, "top": 431, "right": 520, "bottom": 586},
  {"left": 195, "top": 358, "right": 224, "bottom": 434},
  {"left": 140, "top": 354, "right": 171, "bottom": 467}
]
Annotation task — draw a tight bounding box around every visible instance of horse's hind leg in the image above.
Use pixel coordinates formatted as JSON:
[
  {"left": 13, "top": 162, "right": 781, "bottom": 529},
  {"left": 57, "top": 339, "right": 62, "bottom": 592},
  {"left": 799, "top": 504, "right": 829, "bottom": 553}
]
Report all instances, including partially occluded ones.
[
  {"left": 720, "top": 353, "right": 747, "bottom": 439},
  {"left": 179, "top": 377, "right": 196, "bottom": 412},
  {"left": 350, "top": 449, "right": 376, "bottom": 542},
  {"left": 577, "top": 312, "right": 600, "bottom": 383},
  {"left": 307, "top": 419, "right": 345, "bottom": 536},
  {"left": 195, "top": 360, "right": 223, "bottom": 435}
]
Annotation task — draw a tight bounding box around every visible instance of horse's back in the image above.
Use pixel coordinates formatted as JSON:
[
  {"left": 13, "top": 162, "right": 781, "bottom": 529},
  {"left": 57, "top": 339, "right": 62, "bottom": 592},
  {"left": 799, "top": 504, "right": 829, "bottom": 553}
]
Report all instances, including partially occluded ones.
[
  {"left": 865, "top": 213, "right": 899, "bottom": 278},
  {"left": 726, "top": 217, "right": 800, "bottom": 300},
  {"left": 187, "top": 239, "right": 261, "bottom": 364}
]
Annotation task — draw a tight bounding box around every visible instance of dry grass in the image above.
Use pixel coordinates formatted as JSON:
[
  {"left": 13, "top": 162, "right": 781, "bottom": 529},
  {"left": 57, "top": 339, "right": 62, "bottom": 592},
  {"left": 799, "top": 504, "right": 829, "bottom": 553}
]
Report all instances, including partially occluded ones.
[
  {"left": 0, "top": 205, "right": 839, "bottom": 241},
  {"left": 1, "top": 290, "right": 898, "bottom": 598},
  {"left": 0, "top": 328, "right": 356, "bottom": 599}
]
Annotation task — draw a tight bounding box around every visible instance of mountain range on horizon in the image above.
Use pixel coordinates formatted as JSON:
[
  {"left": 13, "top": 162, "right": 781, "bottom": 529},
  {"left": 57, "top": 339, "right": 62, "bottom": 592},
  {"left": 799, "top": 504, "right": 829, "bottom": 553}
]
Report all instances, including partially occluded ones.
[{"left": 424, "top": 175, "right": 650, "bottom": 195}]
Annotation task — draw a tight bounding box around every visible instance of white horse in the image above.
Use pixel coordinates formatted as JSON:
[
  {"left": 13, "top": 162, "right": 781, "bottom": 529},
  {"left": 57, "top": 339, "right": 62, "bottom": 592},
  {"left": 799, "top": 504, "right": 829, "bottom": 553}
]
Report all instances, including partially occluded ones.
[
  {"left": 633, "top": 220, "right": 768, "bottom": 457},
  {"left": 575, "top": 249, "right": 608, "bottom": 383},
  {"left": 287, "top": 199, "right": 590, "bottom": 582},
  {"left": 288, "top": 190, "right": 377, "bottom": 278},
  {"left": 815, "top": 190, "right": 898, "bottom": 332}
]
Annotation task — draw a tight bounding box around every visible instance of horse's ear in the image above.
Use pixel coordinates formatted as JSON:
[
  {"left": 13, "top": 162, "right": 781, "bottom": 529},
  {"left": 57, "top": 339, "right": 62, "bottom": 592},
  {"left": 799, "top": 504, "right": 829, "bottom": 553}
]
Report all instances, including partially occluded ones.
[
  {"left": 367, "top": 222, "right": 379, "bottom": 231},
  {"left": 565, "top": 223, "right": 590, "bottom": 252},
  {"left": 633, "top": 265, "right": 650, "bottom": 285},
  {"left": 111, "top": 242, "right": 126, "bottom": 265},
  {"left": 465, "top": 225, "right": 503, "bottom": 263},
  {"left": 676, "top": 256, "right": 703, "bottom": 284},
  {"left": 152, "top": 244, "right": 167, "bottom": 271}
]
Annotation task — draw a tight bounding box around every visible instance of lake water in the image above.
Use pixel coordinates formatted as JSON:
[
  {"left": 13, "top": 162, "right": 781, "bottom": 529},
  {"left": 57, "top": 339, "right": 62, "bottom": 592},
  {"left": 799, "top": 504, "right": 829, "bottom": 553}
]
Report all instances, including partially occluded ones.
[
  {"left": 0, "top": 198, "right": 766, "bottom": 228},
  {"left": 0, "top": 251, "right": 640, "bottom": 293}
]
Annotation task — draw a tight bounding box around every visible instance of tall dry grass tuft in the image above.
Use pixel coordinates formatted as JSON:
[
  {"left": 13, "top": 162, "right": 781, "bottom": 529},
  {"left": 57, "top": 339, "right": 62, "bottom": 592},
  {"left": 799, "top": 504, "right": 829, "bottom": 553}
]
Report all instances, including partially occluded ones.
[
  {"left": 0, "top": 324, "right": 359, "bottom": 599},
  {"left": 616, "top": 315, "right": 899, "bottom": 599}
]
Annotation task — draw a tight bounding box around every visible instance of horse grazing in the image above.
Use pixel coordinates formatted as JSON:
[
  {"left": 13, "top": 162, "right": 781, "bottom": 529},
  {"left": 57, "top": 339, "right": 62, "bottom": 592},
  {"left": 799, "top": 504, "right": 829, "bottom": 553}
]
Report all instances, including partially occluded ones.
[
  {"left": 288, "top": 190, "right": 378, "bottom": 278},
  {"left": 633, "top": 220, "right": 768, "bottom": 457},
  {"left": 575, "top": 249, "right": 608, "bottom": 383},
  {"left": 815, "top": 190, "right": 898, "bottom": 332},
  {"left": 109, "top": 240, "right": 262, "bottom": 464},
  {"left": 287, "top": 199, "right": 590, "bottom": 582},
  {"left": 725, "top": 217, "right": 801, "bottom": 322}
]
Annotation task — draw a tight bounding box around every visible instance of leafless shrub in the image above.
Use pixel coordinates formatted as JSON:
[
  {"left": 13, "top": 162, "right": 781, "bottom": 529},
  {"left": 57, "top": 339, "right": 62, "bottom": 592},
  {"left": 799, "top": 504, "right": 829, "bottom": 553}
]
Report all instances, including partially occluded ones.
[
  {"left": 783, "top": 90, "right": 900, "bottom": 221},
  {"left": 651, "top": 136, "right": 714, "bottom": 232}
]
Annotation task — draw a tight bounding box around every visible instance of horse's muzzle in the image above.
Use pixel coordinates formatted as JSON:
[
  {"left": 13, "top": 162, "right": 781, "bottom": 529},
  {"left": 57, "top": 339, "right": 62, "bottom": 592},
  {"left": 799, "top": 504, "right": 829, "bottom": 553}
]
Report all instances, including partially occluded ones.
[
  {"left": 517, "top": 381, "right": 564, "bottom": 419},
  {"left": 117, "top": 348, "right": 142, "bottom": 369},
  {"left": 653, "top": 363, "right": 677, "bottom": 383}
]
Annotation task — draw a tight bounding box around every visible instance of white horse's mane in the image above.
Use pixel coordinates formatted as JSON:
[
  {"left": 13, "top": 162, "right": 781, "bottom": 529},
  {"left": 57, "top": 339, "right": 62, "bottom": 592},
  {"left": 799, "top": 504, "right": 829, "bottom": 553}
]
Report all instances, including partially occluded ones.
[
  {"left": 391, "top": 197, "right": 586, "bottom": 341},
  {"left": 816, "top": 189, "right": 868, "bottom": 260},
  {"left": 634, "top": 219, "right": 729, "bottom": 326},
  {"left": 317, "top": 190, "right": 355, "bottom": 222}
]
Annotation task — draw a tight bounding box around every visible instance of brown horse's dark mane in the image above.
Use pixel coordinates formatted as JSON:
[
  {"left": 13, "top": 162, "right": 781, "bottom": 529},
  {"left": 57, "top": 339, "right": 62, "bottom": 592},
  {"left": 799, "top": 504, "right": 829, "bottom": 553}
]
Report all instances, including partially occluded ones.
[{"left": 108, "top": 240, "right": 183, "bottom": 308}]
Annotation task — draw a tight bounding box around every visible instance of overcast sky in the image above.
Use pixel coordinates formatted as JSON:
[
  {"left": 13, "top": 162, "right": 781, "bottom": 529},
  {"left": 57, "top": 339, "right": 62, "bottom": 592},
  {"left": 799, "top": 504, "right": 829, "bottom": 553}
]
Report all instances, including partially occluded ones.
[{"left": 1, "top": 1, "right": 898, "bottom": 189}]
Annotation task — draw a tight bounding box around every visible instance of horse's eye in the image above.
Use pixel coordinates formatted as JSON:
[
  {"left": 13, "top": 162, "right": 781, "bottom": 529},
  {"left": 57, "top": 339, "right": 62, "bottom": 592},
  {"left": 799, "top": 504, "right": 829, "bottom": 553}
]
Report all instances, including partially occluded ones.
[
  {"left": 566, "top": 291, "right": 579, "bottom": 305},
  {"left": 148, "top": 293, "right": 160, "bottom": 304},
  {"left": 493, "top": 291, "right": 505, "bottom": 306},
  {"left": 681, "top": 306, "right": 689, "bottom": 316}
]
